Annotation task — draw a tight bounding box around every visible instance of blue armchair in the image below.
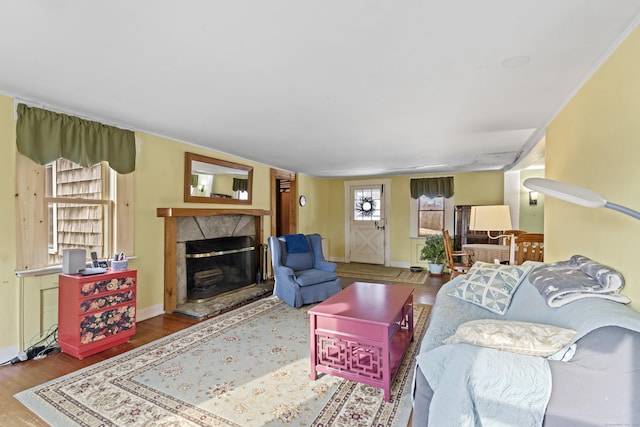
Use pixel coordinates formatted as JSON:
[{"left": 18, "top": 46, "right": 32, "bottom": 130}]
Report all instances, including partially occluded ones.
[{"left": 268, "top": 233, "right": 342, "bottom": 307}]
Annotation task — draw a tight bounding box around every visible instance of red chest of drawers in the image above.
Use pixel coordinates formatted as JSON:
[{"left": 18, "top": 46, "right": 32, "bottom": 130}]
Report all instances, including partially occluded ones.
[{"left": 58, "top": 269, "right": 137, "bottom": 359}]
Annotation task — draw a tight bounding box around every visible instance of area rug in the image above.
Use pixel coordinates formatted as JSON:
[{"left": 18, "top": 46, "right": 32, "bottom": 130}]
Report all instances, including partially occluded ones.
[
  {"left": 336, "top": 262, "right": 429, "bottom": 285},
  {"left": 16, "top": 295, "right": 431, "bottom": 427}
]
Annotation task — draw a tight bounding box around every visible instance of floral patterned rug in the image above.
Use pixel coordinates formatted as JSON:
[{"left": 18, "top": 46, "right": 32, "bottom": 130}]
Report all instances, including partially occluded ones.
[{"left": 15, "top": 295, "right": 431, "bottom": 426}]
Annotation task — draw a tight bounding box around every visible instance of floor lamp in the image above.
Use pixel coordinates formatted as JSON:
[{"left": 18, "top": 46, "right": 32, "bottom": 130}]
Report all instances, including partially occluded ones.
[{"left": 523, "top": 178, "right": 640, "bottom": 221}]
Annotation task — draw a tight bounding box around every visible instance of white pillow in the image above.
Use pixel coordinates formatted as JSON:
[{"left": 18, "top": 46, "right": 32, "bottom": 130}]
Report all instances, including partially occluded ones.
[{"left": 443, "top": 319, "right": 576, "bottom": 357}]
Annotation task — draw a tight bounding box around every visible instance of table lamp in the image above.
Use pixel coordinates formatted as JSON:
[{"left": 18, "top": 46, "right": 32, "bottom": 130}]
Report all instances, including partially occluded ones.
[
  {"left": 523, "top": 178, "right": 640, "bottom": 220},
  {"left": 468, "top": 205, "right": 513, "bottom": 239},
  {"left": 469, "top": 205, "right": 515, "bottom": 264}
]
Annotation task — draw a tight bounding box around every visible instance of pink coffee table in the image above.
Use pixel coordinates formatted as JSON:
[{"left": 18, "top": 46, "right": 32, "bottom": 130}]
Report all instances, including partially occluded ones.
[{"left": 308, "top": 282, "right": 414, "bottom": 401}]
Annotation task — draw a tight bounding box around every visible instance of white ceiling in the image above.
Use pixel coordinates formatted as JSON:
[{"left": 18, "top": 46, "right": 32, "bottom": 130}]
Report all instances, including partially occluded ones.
[{"left": 1, "top": 1, "right": 639, "bottom": 177}]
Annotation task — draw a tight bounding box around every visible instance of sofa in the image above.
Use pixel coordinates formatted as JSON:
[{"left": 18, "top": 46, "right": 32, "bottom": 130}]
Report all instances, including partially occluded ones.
[{"left": 412, "top": 260, "right": 640, "bottom": 427}]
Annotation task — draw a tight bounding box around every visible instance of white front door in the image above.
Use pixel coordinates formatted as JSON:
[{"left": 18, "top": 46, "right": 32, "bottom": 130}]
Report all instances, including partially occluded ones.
[{"left": 345, "top": 180, "right": 390, "bottom": 265}]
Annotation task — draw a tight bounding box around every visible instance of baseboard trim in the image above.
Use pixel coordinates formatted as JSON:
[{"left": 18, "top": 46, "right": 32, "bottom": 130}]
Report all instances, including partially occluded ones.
[
  {"left": 390, "top": 261, "right": 411, "bottom": 269},
  {"left": 0, "top": 345, "right": 20, "bottom": 364},
  {"left": 330, "top": 258, "right": 414, "bottom": 269},
  {"left": 136, "top": 304, "right": 165, "bottom": 322}
]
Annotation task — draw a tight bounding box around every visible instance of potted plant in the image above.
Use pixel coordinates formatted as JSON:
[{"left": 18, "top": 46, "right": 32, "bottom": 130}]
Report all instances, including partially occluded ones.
[{"left": 420, "top": 233, "right": 446, "bottom": 276}]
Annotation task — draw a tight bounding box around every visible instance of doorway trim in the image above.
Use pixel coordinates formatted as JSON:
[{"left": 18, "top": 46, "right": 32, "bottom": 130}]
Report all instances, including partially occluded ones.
[
  {"left": 344, "top": 178, "right": 391, "bottom": 266},
  {"left": 270, "top": 168, "right": 297, "bottom": 238}
]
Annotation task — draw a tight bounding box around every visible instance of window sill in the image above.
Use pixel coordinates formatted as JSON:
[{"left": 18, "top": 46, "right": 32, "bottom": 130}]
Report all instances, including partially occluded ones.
[{"left": 15, "top": 256, "right": 137, "bottom": 278}]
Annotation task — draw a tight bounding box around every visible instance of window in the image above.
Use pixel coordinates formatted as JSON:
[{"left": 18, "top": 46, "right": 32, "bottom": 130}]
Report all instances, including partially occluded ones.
[
  {"left": 15, "top": 104, "right": 136, "bottom": 272},
  {"left": 16, "top": 153, "right": 133, "bottom": 272},
  {"left": 45, "top": 159, "right": 112, "bottom": 265},
  {"left": 236, "top": 189, "right": 249, "bottom": 200},
  {"left": 418, "top": 196, "right": 444, "bottom": 236},
  {"left": 353, "top": 187, "right": 381, "bottom": 221}
]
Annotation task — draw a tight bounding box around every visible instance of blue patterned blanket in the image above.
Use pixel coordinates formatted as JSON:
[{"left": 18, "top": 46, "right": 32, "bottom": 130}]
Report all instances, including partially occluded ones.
[{"left": 529, "top": 255, "right": 630, "bottom": 307}]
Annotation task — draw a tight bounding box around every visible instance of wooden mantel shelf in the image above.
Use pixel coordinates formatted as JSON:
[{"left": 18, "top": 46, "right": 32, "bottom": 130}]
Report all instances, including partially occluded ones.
[
  {"left": 157, "top": 208, "right": 272, "bottom": 217},
  {"left": 157, "top": 207, "right": 271, "bottom": 312}
]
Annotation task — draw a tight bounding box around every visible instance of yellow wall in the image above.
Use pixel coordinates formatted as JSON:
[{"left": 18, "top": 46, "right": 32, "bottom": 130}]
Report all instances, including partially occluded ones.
[
  {"left": 546, "top": 26, "right": 640, "bottom": 311},
  {"left": 131, "top": 134, "right": 270, "bottom": 310},
  {"left": 396, "top": 172, "right": 505, "bottom": 265},
  {"left": 519, "top": 169, "right": 544, "bottom": 233},
  {"left": 449, "top": 171, "right": 505, "bottom": 205},
  {"left": 0, "top": 96, "right": 18, "bottom": 352},
  {"left": 297, "top": 171, "right": 504, "bottom": 265},
  {"left": 296, "top": 175, "right": 343, "bottom": 259}
]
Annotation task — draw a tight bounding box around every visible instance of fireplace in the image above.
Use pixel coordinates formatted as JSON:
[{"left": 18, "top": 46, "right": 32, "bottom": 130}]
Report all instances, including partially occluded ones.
[
  {"left": 157, "top": 208, "right": 271, "bottom": 312},
  {"left": 185, "top": 236, "right": 256, "bottom": 302}
]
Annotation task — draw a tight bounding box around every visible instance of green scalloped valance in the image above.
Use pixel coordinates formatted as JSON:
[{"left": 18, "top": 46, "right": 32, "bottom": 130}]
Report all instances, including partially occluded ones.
[
  {"left": 16, "top": 104, "right": 136, "bottom": 174},
  {"left": 233, "top": 178, "right": 248, "bottom": 192},
  {"left": 410, "top": 176, "right": 454, "bottom": 199}
]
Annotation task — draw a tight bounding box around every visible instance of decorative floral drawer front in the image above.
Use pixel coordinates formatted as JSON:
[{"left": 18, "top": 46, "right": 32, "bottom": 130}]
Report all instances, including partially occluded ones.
[
  {"left": 80, "top": 290, "right": 136, "bottom": 312},
  {"left": 80, "top": 275, "right": 136, "bottom": 296},
  {"left": 79, "top": 305, "right": 136, "bottom": 345}
]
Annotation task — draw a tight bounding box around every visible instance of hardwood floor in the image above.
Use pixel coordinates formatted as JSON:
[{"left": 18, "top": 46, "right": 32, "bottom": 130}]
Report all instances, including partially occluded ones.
[{"left": 0, "top": 273, "right": 448, "bottom": 426}]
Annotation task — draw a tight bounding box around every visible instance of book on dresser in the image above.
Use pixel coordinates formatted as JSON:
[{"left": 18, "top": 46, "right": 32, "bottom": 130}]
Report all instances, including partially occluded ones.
[{"left": 58, "top": 269, "right": 137, "bottom": 359}]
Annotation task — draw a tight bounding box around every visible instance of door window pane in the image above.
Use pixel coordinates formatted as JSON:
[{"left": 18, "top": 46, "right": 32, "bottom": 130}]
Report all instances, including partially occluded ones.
[{"left": 354, "top": 188, "right": 381, "bottom": 221}]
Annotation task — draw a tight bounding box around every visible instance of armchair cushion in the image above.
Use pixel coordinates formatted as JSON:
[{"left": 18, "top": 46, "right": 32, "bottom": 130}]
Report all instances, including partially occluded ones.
[{"left": 294, "top": 269, "right": 339, "bottom": 287}]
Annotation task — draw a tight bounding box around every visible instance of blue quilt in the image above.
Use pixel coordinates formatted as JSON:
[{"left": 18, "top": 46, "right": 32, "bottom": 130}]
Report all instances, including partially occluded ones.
[{"left": 418, "top": 344, "right": 551, "bottom": 427}]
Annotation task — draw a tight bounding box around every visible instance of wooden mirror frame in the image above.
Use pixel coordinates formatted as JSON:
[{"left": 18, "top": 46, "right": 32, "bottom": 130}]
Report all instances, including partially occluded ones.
[{"left": 184, "top": 152, "right": 253, "bottom": 204}]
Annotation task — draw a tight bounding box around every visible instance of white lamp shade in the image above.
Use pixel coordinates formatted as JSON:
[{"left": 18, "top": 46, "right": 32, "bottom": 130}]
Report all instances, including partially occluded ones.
[{"left": 469, "top": 205, "right": 513, "bottom": 231}]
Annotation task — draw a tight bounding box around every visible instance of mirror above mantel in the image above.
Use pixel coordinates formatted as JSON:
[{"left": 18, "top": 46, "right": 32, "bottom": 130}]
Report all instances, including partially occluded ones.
[{"left": 184, "top": 152, "right": 253, "bottom": 204}]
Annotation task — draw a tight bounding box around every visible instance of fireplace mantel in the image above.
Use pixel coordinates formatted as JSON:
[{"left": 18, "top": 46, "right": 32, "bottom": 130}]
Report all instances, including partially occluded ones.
[
  {"left": 157, "top": 208, "right": 271, "bottom": 218},
  {"left": 157, "top": 208, "right": 272, "bottom": 311}
]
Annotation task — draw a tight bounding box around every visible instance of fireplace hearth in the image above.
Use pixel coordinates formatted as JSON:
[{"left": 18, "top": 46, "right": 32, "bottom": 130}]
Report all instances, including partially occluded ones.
[{"left": 186, "top": 236, "right": 256, "bottom": 302}]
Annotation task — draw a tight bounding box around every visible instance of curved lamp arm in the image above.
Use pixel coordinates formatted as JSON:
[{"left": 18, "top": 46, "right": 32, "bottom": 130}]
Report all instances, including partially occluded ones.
[{"left": 523, "top": 177, "right": 640, "bottom": 221}]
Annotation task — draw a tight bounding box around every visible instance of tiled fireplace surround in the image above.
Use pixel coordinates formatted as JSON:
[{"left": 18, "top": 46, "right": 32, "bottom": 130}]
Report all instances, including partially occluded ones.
[{"left": 157, "top": 208, "right": 271, "bottom": 312}]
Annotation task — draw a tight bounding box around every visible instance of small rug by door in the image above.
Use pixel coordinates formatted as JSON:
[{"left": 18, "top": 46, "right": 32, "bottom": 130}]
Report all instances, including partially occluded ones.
[
  {"left": 336, "top": 262, "right": 429, "bottom": 285},
  {"left": 16, "top": 295, "right": 431, "bottom": 427}
]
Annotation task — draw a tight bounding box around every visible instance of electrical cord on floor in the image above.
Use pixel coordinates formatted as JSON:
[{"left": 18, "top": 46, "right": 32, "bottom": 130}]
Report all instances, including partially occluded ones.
[
  {"left": 1, "top": 325, "right": 59, "bottom": 366},
  {"left": 0, "top": 351, "right": 27, "bottom": 366}
]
